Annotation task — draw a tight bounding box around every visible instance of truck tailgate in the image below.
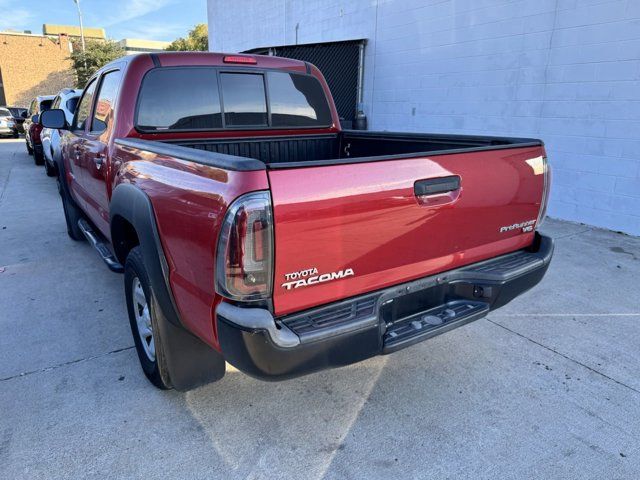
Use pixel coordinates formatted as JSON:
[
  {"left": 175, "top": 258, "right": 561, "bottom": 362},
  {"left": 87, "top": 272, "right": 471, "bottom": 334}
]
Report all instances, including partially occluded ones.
[{"left": 268, "top": 146, "right": 546, "bottom": 316}]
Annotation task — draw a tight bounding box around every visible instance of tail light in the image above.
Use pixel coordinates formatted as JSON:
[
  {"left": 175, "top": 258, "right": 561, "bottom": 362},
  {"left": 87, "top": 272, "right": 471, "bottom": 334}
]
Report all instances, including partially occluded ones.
[
  {"left": 536, "top": 156, "right": 551, "bottom": 228},
  {"left": 32, "top": 124, "right": 43, "bottom": 144},
  {"left": 215, "top": 191, "right": 274, "bottom": 302}
]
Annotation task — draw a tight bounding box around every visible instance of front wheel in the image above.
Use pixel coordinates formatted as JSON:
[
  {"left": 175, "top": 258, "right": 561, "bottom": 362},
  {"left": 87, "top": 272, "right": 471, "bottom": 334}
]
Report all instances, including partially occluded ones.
[{"left": 124, "top": 247, "right": 173, "bottom": 390}]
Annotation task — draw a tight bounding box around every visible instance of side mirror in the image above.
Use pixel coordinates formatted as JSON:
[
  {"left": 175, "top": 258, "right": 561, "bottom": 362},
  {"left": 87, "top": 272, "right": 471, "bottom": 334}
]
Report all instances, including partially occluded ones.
[
  {"left": 31, "top": 114, "right": 40, "bottom": 124},
  {"left": 40, "top": 109, "right": 68, "bottom": 130}
]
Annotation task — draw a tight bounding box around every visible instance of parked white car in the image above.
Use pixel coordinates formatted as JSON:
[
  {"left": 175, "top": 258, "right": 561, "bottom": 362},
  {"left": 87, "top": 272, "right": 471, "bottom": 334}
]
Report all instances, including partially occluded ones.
[
  {"left": 0, "top": 107, "right": 18, "bottom": 138},
  {"left": 42, "top": 88, "right": 82, "bottom": 177}
]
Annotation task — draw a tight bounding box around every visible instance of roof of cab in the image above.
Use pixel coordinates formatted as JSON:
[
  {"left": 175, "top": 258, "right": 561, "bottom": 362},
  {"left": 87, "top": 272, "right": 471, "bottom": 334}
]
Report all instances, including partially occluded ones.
[{"left": 101, "top": 51, "right": 310, "bottom": 76}]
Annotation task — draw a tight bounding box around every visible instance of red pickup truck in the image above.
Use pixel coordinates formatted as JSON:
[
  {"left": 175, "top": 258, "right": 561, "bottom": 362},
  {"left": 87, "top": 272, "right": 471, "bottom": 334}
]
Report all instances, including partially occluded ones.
[{"left": 41, "top": 52, "right": 553, "bottom": 391}]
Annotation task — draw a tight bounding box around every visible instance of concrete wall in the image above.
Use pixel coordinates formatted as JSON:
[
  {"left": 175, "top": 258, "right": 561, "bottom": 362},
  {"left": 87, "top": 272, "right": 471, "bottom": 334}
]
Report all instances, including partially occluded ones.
[
  {"left": 208, "top": 0, "right": 640, "bottom": 235},
  {"left": 0, "top": 32, "right": 74, "bottom": 107}
]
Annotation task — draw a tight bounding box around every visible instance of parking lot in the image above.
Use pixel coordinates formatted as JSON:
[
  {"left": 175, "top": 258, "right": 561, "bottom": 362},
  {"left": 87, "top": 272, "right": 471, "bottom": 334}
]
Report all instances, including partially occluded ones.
[{"left": 1, "top": 136, "right": 639, "bottom": 478}]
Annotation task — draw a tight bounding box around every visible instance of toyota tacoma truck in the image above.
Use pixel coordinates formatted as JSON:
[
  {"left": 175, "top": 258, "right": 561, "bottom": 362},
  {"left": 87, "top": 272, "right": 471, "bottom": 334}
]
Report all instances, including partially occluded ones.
[{"left": 41, "top": 52, "right": 553, "bottom": 391}]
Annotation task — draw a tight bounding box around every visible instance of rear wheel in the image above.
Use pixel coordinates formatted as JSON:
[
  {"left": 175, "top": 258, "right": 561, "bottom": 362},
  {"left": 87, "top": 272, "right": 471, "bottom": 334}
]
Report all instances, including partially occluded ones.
[
  {"left": 124, "top": 247, "right": 173, "bottom": 390},
  {"left": 44, "top": 158, "right": 56, "bottom": 177},
  {"left": 57, "top": 177, "right": 85, "bottom": 241},
  {"left": 34, "top": 149, "right": 44, "bottom": 166}
]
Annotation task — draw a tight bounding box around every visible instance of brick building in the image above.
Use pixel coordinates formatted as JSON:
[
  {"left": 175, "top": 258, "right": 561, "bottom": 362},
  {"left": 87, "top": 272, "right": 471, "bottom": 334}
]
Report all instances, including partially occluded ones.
[
  {"left": 0, "top": 31, "right": 75, "bottom": 107},
  {"left": 207, "top": 0, "right": 640, "bottom": 236}
]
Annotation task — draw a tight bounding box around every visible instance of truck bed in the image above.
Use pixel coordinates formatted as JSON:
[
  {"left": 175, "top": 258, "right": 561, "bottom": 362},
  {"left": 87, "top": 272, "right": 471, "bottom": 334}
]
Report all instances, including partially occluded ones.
[
  {"left": 169, "top": 131, "right": 542, "bottom": 168},
  {"left": 115, "top": 131, "right": 546, "bottom": 315}
]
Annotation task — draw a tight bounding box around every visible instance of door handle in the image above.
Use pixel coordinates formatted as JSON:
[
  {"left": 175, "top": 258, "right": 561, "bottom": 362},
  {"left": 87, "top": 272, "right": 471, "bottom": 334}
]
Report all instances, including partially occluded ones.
[
  {"left": 414, "top": 176, "right": 462, "bottom": 207},
  {"left": 414, "top": 176, "right": 461, "bottom": 196}
]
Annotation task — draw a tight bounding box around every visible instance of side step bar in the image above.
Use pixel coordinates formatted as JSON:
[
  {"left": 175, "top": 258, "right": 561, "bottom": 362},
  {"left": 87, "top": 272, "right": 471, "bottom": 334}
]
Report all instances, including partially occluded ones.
[{"left": 77, "top": 218, "right": 124, "bottom": 273}]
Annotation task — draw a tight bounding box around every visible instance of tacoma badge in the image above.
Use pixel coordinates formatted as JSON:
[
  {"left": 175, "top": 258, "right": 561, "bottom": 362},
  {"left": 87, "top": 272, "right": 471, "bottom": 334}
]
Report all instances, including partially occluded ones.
[{"left": 282, "top": 267, "right": 355, "bottom": 290}]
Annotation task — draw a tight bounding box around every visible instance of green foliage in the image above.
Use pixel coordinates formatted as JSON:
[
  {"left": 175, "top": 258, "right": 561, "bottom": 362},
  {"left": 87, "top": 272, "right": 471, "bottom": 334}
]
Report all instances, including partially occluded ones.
[
  {"left": 165, "top": 24, "right": 208, "bottom": 51},
  {"left": 70, "top": 39, "right": 125, "bottom": 88}
]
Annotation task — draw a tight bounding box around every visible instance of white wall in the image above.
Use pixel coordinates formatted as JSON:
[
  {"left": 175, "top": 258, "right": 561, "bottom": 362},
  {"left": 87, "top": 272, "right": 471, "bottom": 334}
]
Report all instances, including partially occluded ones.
[{"left": 208, "top": 0, "right": 640, "bottom": 235}]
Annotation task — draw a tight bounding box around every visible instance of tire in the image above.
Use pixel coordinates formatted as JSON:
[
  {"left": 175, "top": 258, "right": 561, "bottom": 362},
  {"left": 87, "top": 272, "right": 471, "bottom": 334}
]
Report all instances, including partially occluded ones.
[
  {"left": 44, "top": 158, "right": 56, "bottom": 177},
  {"left": 26, "top": 141, "right": 33, "bottom": 155},
  {"left": 57, "top": 177, "right": 85, "bottom": 241},
  {"left": 124, "top": 247, "right": 173, "bottom": 390},
  {"left": 34, "top": 149, "right": 44, "bottom": 166},
  {"left": 12, "top": 132, "right": 19, "bottom": 139}
]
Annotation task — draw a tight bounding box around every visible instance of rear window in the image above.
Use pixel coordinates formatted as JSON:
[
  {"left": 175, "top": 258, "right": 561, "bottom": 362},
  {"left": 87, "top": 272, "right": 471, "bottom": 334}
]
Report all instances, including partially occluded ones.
[
  {"left": 220, "top": 73, "right": 267, "bottom": 127},
  {"left": 137, "top": 68, "right": 222, "bottom": 130},
  {"left": 40, "top": 100, "right": 53, "bottom": 112},
  {"left": 135, "top": 67, "right": 332, "bottom": 131},
  {"left": 267, "top": 72, "right": 332, "bottom": 127}
]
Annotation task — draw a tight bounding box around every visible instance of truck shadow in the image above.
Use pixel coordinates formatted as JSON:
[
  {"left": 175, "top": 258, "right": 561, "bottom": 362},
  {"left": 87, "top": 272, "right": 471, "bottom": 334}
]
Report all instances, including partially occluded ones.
[{"left": 184, "top": 355, "right": 389, "bottom": 479}]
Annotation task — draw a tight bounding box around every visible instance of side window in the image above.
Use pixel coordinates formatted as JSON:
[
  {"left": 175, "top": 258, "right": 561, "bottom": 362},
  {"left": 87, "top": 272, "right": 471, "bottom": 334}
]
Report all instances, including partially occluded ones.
[
  {"left": 64, "top": 96, "right": 81, "bottom": 124},
  {"left": 220, "top": 73, "right": 267, "bottom": 127},
  {"left": 73, "top": 79, "right": 97, "bottom": 131},
  {"left": 66, "top": 96, "right": 80, "bottom": 114},
  {"left": 91, "top": 70, "right": 122, "bottom": 133},
  {"left": 51, "top": 96, "right": 61, "bottom": 109}
]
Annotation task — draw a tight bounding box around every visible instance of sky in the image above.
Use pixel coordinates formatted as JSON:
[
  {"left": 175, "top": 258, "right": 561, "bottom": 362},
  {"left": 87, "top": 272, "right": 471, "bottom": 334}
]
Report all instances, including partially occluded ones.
[{"left": 0, "top": 0, "right": 207, "bottom": 42}]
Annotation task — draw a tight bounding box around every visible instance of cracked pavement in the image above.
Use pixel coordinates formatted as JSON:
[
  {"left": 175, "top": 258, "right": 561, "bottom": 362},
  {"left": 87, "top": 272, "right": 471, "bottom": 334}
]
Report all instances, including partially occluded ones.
[{"left": 1, "top": 138, "right": 639, "bottom": 479}]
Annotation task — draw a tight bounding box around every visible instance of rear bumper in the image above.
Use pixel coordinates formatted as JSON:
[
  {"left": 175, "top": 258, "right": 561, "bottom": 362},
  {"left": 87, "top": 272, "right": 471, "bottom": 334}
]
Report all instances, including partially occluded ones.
[{"left": 216, "top": 232, "right": 554, "bottom": 381}]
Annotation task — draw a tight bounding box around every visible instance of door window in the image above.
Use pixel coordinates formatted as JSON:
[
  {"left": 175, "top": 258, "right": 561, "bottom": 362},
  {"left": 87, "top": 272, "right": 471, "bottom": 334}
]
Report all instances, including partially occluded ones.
[
  {"left": 72, "top": 80, "right": 97, "bottom": 131},
  {"left": 91, "top": 70, "right": 122, "bottom": 133}
]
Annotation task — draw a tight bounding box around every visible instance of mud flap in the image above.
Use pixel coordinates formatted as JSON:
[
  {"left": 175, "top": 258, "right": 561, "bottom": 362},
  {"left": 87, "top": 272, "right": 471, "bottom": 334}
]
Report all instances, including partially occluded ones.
[{"left": 153, "top": 293, "right": 226, "bottom": 391}]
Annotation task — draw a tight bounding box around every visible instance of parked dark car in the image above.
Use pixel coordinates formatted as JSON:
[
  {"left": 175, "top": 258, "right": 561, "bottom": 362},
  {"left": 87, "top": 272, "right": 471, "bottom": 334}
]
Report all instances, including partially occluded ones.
[
  {"left": 24, "top": 95, "right": 55, "bottom": 165},
  {"left": 0, "top": 107, "right": 18, "bottom": 137},
  {"left": 6, "top": 107, "right": 28, "bottom": 134}
]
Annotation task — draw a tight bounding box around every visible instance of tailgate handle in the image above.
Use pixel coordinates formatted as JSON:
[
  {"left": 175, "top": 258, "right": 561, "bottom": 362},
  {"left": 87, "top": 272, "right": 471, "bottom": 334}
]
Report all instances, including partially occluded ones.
[{"left": 414, "top": 176, "right": 461, "bottom": 196}]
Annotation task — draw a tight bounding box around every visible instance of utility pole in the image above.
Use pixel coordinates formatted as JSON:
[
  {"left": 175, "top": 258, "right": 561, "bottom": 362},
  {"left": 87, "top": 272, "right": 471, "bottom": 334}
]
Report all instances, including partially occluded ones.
[{"left": 73, "top": 0, "right": 86, "bottom": 52}]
